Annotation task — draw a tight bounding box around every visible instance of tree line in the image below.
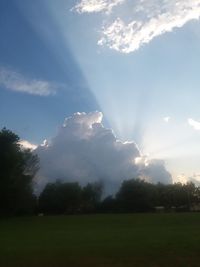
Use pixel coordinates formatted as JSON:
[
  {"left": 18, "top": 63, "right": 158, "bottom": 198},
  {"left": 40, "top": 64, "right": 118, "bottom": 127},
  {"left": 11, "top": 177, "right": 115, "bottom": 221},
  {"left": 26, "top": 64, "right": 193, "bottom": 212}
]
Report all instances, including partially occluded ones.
[
  {"left": 38, "top": 179, "right": 200, "bottom": 214},
  {"left": 1, "top": 128, "right": 200, "bottom": 216}
]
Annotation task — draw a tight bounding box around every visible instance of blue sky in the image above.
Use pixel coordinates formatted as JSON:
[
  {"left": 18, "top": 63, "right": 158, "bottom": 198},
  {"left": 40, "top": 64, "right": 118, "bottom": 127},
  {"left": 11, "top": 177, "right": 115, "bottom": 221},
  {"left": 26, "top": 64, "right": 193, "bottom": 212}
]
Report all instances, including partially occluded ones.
[{"left": 1, "top": 0, "right": 200, "bottom": 181}]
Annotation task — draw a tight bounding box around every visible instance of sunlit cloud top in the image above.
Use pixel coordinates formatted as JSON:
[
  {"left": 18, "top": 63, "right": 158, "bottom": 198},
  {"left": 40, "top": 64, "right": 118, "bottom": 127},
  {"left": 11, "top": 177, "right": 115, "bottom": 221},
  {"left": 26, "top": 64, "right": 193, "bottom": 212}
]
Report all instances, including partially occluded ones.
[
  {"left": 75, "top": 0, "right": 200, "bottom": 53},
  {"left": 74, "top": 0, "right": 124, "bottom": 14},
  {"left": 19, "top": 140, "right": 37, "bottom": 150},
  {"left": 0, "top": 67, "right": 59, "bottom": 96},
  {"left": 35, "top": 112, "right": 172, "bottom": 193}
]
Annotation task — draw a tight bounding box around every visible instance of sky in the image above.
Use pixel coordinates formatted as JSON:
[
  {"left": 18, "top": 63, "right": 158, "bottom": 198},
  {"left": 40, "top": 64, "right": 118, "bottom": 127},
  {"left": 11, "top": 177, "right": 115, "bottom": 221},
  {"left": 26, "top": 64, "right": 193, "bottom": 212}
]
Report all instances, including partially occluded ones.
[{"left": 1, "top": 0, "right": 200, "bottom": 187}]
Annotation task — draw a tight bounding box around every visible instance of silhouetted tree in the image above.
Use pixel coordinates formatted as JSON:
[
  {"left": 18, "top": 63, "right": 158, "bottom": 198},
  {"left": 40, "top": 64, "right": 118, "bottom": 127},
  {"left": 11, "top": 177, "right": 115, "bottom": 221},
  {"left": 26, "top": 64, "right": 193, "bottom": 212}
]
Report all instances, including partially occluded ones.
[
  {"left": 0, "top": 128, "right": 39, "bottom": 215},
  {"left": 116, "top": 179, "right": 156, "bottom": 212},
  {"left": 81, "top": 182, "right": 103, "bottom": 212},
  {"left": 154, "top": 182, "right": 199, "bottom": 211},
  {"left": 183, "top": 182, "right": 199, "bottom": 209},
  {"left": 100, "top": 195, "right": 116, "bottom": 213},
  {"left": 39, "top": 181, "right": 82, "bottom": 214}
]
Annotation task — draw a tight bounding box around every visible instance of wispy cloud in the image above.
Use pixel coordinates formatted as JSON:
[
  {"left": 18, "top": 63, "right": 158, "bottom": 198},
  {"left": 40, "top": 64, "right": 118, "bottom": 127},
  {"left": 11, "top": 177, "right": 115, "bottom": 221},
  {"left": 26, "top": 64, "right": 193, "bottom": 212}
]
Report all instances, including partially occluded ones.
[
  {"left": 75, "top": 0, "right": 200, "bottom": 53},
  {"left": 188, "top": 118, "right": 200, "bottom": 130},
  {"left": 99, "top": 0, "right": 200, "bottom": 53},
  {"left": 0, "top": 67, "right": 58, "bottom": 96},
  {"left": 74, "top": 0, "right": 124, "bottom": 14}
]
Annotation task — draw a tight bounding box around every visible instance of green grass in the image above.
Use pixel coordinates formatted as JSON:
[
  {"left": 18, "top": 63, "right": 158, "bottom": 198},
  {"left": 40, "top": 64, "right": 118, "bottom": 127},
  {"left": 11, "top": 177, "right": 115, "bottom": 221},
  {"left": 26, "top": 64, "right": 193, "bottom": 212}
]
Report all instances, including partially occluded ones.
[{"left": 1, "top": 213, "right": 200, "bottom": 267}]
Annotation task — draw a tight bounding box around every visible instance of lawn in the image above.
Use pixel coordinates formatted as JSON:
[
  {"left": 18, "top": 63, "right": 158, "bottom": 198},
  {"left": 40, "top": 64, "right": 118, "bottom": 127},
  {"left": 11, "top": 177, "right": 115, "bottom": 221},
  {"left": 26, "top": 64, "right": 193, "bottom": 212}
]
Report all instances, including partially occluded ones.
[{"left": 0, "top": 213, "right": 200, "bottom": 267}]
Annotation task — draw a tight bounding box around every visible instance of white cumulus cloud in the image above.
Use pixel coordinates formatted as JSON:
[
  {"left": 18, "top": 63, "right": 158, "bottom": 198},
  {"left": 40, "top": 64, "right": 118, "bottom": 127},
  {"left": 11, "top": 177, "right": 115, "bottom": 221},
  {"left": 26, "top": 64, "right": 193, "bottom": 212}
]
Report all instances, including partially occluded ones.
[
  {"left": 74, "top": 0, "right": 200, "bottom": 53},
  {"left": 74, "top": 0, "right": 124, "bottom": 14},
  {"left": 0, "top": 67, "right": 58, "bottom": 96},
  {"left": 19, "top": 140, "right": 38, "bottom": 150},
  {"left": 35, "top": 112, "right": 171, "bottom": 194},
  {"left": 188, "top": 118, "right": 200, "bottom": 130}
]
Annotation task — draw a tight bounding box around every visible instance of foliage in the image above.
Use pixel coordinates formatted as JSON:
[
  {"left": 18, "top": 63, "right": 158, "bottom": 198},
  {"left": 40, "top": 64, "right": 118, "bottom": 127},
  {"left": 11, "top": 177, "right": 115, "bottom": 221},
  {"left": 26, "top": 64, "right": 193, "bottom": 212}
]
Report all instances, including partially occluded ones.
[
  {"left": 114, "top": 179, "right": 200, "bottom": 213},
  {"left": 38, "top": 178, "right": 200, "bottom": 214},
  {"left": 38, "top": 181, "right": 82, "bottom": 214},
  {"left": 81, "top": 182, "right": 103, "bottom": 212},
  {"left": 39, "top": 180, "right": 103, "bottom": 214},
  {"left": 116, "top": 179, "right": 156, "bottom": 212},
  {"left": 99, "top": 195, "right": 116, "bottom": 213},
  {"left": 0, "top": 128, "right": 39, "bottom": 215}
]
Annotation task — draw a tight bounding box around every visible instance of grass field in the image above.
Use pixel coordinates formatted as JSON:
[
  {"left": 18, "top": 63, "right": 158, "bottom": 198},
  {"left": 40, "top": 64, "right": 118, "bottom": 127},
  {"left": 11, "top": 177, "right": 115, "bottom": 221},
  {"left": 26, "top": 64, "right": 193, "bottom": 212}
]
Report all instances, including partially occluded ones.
[{"left": 1, "top": 213, "right": 200, "bottom": 267}]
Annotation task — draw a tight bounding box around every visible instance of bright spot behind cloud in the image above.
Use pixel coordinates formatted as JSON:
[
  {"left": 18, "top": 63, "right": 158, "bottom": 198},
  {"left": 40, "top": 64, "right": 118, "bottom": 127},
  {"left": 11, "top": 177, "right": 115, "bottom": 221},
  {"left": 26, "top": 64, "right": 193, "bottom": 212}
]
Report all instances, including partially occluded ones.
[
  {"left": 188, "top": 118, "right": 200, "bottom": 130},
  {"left": 35, "top": 112, "right": 171, "bottom": 194},
  {"left": 0, "top": 67, "right": 58, "bottom": 96},
  {"left": 19, "top": 140, "right": 37, "bottom": 150},
  {"left": 163, "top": 116, "right": 170, "bottom": 123},
  {"left": 173, "top": 173, "right": 200, "bottom": 186},
  {"left": 75, "top": 0, "right": 200, "bottom": 53}
]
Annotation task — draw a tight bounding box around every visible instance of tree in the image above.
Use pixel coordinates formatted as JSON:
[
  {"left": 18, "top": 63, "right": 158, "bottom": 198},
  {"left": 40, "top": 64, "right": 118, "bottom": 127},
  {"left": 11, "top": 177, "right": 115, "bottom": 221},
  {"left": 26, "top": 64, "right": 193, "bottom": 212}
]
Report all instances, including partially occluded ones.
[
  {"left": 39, "top": 181, "right": 82, "bottom": 214},
  {"left": 0, "top": 128, "right": 39, "bottom": 215},
  {"left": 116, "top": 179, "right": 155, "bottom": 212},
  {"left": 100, "top": 196, "right": 116, "bottom": 213},
  {"left": 154, "top": 182, "right": 198, "bottom": 211},
  {"left": 81, "top": 182, "right": 103, "bottom": 212}
]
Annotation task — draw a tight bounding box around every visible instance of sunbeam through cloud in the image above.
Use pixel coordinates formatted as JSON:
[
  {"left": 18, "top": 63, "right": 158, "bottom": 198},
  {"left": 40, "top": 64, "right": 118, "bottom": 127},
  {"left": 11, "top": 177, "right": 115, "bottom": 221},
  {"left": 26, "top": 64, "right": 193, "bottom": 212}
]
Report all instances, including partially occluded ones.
[{"left": 35, "top": 112, "right": 172, "bottom": 194}]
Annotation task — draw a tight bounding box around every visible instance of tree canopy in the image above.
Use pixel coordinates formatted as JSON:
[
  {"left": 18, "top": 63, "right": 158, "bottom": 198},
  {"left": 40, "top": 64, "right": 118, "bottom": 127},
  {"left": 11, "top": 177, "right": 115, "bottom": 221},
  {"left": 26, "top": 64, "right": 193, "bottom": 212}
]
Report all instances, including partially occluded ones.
[{"left": 0, "top": 128, "right": 39, "bottom": 215}]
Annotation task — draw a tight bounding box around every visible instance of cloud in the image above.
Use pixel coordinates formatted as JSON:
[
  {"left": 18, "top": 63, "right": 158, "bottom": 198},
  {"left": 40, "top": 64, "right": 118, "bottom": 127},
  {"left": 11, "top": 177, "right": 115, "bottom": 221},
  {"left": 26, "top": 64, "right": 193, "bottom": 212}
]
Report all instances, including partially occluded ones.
[
  {"left": 163, "top": 116, "right": 170, "bottom": 123},
  {"left": 75, "top": 0, "right": 200, "bottom": 53},
  {"left": 174, "top": 173, "right": 200, "bottom": 186},
  {"left": 189, "top": 174, "right": 200, "bottom": 186},
  {"left": 174, "top": 173, "right": 188, "bottom": 184},
  {"left": 35, "top": 112, "right": 172, "bottom": 194},
  {"left": 99, "top": 0, "right": 200, "bottom": 53},
  {"left": 19, "top": 140, "right": 38, "bottom": 150},
  {"left": 141, "top": 159, "right": 172, "bottom": 184},
  {"left": 188, "top": 118, "right": 200, "bottom": 130},
  {"left": 74, "top": 0, "right": 124, "bottom": 14},
  {"left": 0, "top": 67, "right": 58, "bottom": 96}
]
